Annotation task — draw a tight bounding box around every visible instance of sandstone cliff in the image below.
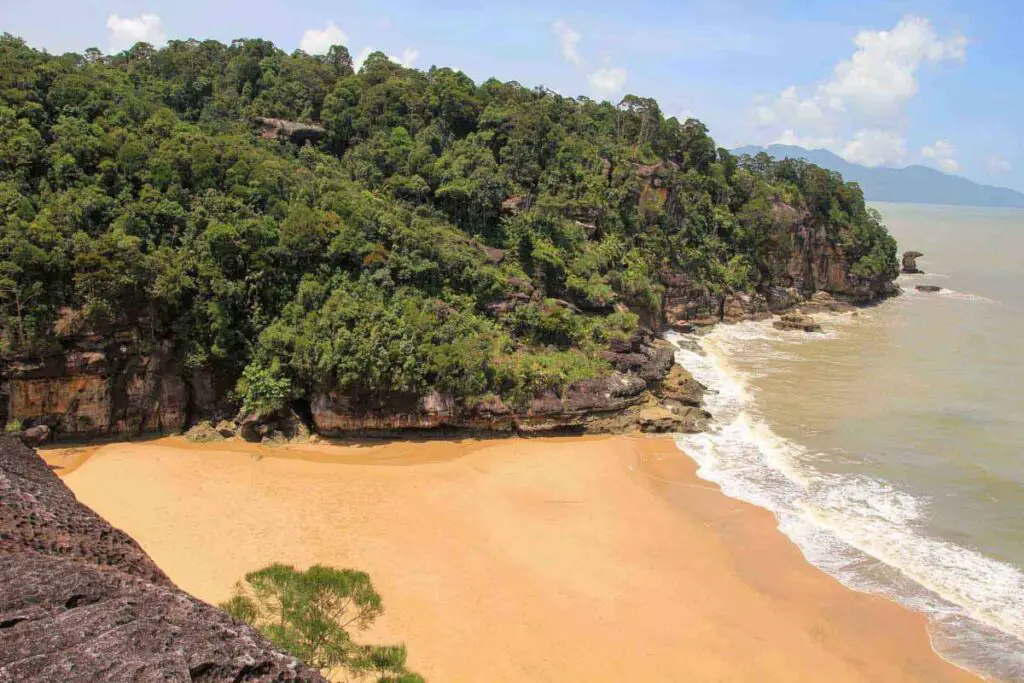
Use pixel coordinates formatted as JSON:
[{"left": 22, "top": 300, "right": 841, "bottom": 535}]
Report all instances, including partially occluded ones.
[
  {"left": 662, "top": 199, "right": 897, "bottom": 329},
  {"left": 0, "top": 435, "right": 326, "bottom": 682},
  {"left": 0, "top": 336, "right": 192, "bottom": 442}
]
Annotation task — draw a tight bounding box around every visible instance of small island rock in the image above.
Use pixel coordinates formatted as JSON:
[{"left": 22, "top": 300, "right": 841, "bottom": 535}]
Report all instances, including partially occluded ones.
[
  {"left": 773, "top": 313, "right": 823, "bottom": 333},
  {"left": 902, "top": 250, "right": 924, "bottom": 274}
]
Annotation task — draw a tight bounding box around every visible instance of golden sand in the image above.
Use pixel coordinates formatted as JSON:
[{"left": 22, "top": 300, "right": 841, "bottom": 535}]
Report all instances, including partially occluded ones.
[{"left": 49, "top": 435, "right": 976, "bottom": 682}]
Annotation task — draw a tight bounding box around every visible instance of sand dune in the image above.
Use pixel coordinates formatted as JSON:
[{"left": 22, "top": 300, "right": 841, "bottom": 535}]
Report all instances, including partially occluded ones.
[{"left": 50, "top": 435, "right": 975, "bottom": 682}]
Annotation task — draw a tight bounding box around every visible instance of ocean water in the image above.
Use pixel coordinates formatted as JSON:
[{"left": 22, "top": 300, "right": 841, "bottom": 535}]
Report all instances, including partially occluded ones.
[{"left": 670, "top": 202, "right": 1024, "bottom": 681}]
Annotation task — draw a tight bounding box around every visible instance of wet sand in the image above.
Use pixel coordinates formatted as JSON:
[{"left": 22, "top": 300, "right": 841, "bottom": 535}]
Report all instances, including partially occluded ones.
[{"left": 49, "top": 435, "right": 977, "bottom": 682}]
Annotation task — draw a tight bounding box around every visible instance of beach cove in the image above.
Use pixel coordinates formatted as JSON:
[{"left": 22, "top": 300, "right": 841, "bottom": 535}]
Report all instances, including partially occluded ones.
[{"left": 46, "top": 435, "right": 975, "bottom": 682}]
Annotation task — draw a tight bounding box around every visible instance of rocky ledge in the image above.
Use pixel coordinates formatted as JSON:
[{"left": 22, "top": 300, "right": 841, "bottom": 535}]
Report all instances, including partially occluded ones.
[
  {"left": 185, "top": 329, "right": 709, "bottom": 444},
  {"left": 0, "top": 435, "right": 326, "bottom": 682}
]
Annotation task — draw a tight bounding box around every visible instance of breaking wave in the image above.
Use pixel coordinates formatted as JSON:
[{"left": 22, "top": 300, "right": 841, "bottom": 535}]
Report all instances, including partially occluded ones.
[{"left": 668, "top": 321, "right": 1024, "bottom": 681}]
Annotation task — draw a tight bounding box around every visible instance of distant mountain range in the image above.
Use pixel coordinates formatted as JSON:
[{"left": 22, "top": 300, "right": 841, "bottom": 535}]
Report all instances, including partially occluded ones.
[{"left": 733, "top": 144, "right": 1024, "bottom": 209}]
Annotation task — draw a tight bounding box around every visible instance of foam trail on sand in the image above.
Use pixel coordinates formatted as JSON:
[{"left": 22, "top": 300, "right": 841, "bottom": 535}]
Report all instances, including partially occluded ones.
[{"left": 668, "top": 324, "right": 1024, "bottom": 681}]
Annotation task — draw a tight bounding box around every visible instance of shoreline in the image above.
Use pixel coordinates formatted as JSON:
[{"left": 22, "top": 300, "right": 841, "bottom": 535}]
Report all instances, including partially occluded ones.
[{"left": 47, "top": 434, "right": 976, "bottom": 682}]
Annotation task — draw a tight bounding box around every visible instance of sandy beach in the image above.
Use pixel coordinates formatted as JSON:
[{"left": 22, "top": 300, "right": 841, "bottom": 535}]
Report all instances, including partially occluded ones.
[{"left": 45, "top": 435, "right": 977, "bottom": 682}]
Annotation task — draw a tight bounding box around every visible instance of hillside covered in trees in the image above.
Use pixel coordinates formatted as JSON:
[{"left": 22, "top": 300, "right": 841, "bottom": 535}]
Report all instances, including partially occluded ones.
[{"left": 0, "top": 34, "right": 898, "bottom": 436}]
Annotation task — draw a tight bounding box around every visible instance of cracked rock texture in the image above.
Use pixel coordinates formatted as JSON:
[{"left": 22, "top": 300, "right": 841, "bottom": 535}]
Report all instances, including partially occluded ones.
[{"left": 0, "top": 435, "right": 326, "bottom": 682}]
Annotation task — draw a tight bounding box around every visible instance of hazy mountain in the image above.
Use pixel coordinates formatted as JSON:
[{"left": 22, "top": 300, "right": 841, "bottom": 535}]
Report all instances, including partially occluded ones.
[{"left": 733, "top": 144, "right": 1024, "bottom": 209}]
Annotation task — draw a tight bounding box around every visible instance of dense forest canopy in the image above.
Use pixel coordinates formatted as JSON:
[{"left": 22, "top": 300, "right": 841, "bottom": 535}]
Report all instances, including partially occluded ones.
[{"left": 0, "top": 34, "right": 897, "bottom": 412}]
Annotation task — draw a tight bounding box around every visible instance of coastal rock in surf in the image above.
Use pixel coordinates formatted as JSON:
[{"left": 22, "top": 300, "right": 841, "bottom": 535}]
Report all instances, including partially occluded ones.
[
  {"left": 723, "top": 293, "right": 772, "bottom": 323},
  {"left": 656, "top": 365, "right": 705, "bottom": 408},
  {"left": 800, "top": 291, "right": 855, "bottom": 315},
  {"left": 773, "top": 313, "right": 823, "bottom": 333},
  {"left": 902, "top": 251, "right": 924, "bottom": 274},
  {"left": 916, "top": 285, "right": 942, "bottom": 293},
  {"left": 0, "top": 436, "right": 328, "bottom": 681}
]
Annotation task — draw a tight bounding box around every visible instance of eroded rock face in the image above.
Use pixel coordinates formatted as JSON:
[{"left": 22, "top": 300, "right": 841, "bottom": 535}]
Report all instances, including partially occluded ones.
[
  {"left": 1, "top": 339, "right": 188, "bottom": 442},
  {"left": 312, "top": 331, "right": 705, "bottom": 436},
  {"left": 0, "top": 435, "right": 327, "bottom": 682},
  {"left": 254, "top": 116, "right": 327, "bottom": 146},
  {"left": 659, "top": 199, "right": 897, "bottom": 329}
]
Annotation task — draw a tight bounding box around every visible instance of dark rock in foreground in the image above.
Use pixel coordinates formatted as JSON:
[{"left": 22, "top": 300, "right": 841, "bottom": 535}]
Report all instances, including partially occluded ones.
[
  {"left": 916, "top": 285, "right": 943, "bottom": 293},
  {"left": 0, "top": 435, "right": 327, "bottom": 682},
  {"left": 902, "top": 250, "right": 924, "bottom": 274}
]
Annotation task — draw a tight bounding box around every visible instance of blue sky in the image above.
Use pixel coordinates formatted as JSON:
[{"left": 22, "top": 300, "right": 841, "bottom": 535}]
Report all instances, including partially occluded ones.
[{"left": 3, "top": 0, "right": 1022, "bottom": 191}]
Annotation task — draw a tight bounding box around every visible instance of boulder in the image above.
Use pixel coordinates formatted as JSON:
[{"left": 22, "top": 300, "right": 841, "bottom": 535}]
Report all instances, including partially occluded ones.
[
  {"left": 773, "top": 313, "right": 823, "bottom": 333},
  {"left": 215, "top": 419, "right": 237, "bottom": 438},
  {"left": 0, "top": 435, "right": 327, "bottom": 681},
  {"left": 916, "top": 285, "right": 942, "bottom": 293},
  {"left": 183, "top": 420, "right": 223, "bottom": 443},
  {"left": 902, "top": 250, "right": 924, "bottom": 274},
  {"left": 19, "top": 425, "right": 49, "bottom": 448},
  {"left": 656, "top": 365, "right": 704, "bottom": 407},
  {"left": 237, "top": 412, "right": 267, "bottom": 443}
]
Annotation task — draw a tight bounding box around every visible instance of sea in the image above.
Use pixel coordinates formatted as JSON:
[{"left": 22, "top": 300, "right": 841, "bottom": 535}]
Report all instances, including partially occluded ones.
[{"left": 669, "top": 201, "right": 1024, "bottom": 681}]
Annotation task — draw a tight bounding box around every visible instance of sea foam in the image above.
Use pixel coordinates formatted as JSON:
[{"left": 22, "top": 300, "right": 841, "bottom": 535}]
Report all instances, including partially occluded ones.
[{"left": 668, "top": 322, "right": 1024, "bottom": 681}]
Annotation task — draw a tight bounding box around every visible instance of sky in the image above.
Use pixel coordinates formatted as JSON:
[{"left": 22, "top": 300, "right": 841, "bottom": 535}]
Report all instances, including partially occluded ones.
[{"left": 3, "top": 0, "right": 1022, "bottom": 191}]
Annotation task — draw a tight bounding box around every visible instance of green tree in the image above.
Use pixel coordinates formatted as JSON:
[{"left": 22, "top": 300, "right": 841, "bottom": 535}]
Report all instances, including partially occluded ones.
[{"left": 220, "top": 563, "right": 422, "bottom": 682}]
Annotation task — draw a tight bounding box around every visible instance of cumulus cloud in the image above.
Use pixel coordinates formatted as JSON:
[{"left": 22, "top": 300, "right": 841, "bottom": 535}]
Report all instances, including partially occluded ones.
[
  {"left": 552, "top": 19, "right": 584, "bottom": 66},
  {"left": 774, "top": 129, "right": 840, "bottom": 151},
  {"left": 843, "top": 130, "right": 908, "bottom": 167},
  {"left": 753, "top": 15, "right": 965, "bottom": 167},
  {"left": 107, "top": 14, "right": 166, "bottom": 53},
  {"left": 820, "top": 16, "right": 966, "bottom": 120},
  {"left": 299, "top": 22, "right": 348, "bottom": 55},
  {"left": 588, "top": 67, "right": 628, "bottom": 98},
  {"left": 987, "top": 155, "right": 1012, "bottom": 175},
  {"left": 921, "top": 139, "right": 959, "bottom": 173}
]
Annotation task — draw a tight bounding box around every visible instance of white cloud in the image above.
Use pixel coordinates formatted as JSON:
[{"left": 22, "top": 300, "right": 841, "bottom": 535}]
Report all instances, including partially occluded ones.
[
  {"left": 752, "top": 16, "right": 965, "bottom": 166},
  {"left": 354, "top": 47, "right": 374, "bottom": 71},
  {"left": 552, "top": 20, "right": 584, "bottom": 66},
  {"left": 588, "top": 67, "right": 628, "bottom": 98},
  {"left": 775, "top": 129, "right": 841, "bottom": 151},
  {"left": 821, "top": 16, "right": 966, "bottom": 120},
  {"left": 393, "top": 48, "right": 419, "bottom": 68},
  {"left": 987, "top": 155, "right": 1012, "bottom": 175},
  {"left": 107, "top": 14, "right": 166, "bottom": 53},
  {"left": 842, "top": 129, "right": 908, "bottom": 167},
  {"left": 299, "top": 22, "right": 348, "bottom": 55},
  {"left": 921, "top": 139, "right": 959, "bottom": 173}
]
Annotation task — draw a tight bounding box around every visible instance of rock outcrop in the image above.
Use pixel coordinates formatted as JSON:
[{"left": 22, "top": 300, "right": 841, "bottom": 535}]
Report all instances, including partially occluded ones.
[
  {"left": 1, "top": 338, "right": 188, "bottom": 441},
  {"left": 312, "top": 331, "right": 706, "bottom": 436},
  {"left": 902, "top": 250, "right": 924, "bottom": 274},
  {"left": 773, "top": 313, "right": 823, "bottom": 333},
  {"left": 0, "top": 435, "right": 327, "bottom": 682},
  {"left": 661, "top": 200, "right": 896, "bottom": 329},
  {"left": 916, "top": 285, "right": 942, "bottom": 293},
  {"left": 254, "top": 116, "right": 327, "bottom": 146}
]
